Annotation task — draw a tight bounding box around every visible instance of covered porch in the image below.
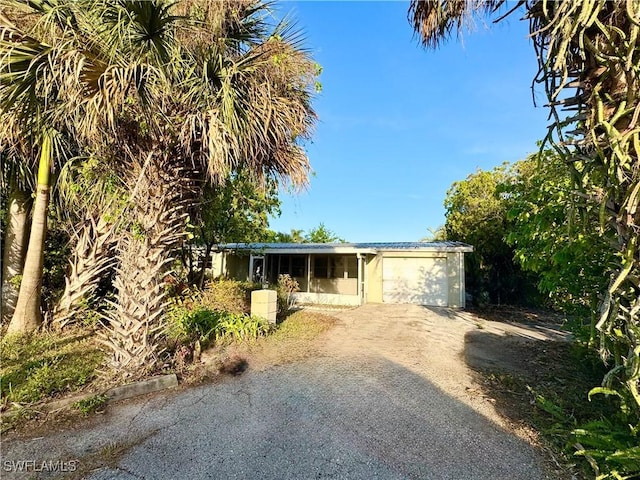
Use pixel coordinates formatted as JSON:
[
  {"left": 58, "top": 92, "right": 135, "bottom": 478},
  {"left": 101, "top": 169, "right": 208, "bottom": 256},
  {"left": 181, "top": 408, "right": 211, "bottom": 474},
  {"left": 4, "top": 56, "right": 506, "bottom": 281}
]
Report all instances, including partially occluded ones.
[{"left": 248, "top": 249, "right": 371, "bottom": 306}]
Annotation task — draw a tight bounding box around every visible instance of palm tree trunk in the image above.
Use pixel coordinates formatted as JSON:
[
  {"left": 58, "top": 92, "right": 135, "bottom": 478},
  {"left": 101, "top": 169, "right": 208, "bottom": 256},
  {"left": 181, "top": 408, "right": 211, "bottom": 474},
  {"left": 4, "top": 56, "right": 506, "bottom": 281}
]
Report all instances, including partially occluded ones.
[
  {"left": 53, "top": 215, "right": 115, "bottom": 329},
  {"left": 1, "top": 182, "right": 32, "bottom": 325},
  {"left": 100, "top": 155, "right": 191, "bottom": 373},
  {"left": 7, "top": 135, "right": 52, "bottom": 335}
]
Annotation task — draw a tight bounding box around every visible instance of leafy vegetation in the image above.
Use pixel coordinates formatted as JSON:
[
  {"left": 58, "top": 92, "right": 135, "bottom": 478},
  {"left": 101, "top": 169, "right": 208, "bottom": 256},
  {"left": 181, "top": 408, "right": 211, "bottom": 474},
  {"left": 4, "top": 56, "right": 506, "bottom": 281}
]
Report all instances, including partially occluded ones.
[
  {"left": 267, "top": 222, "right": 345, "bottom": 243},
  {"left": 184, "top": 173, "right": 281, "bottom": 287},
  {"left": 0, "top": 332, "right": 105, "bottom": 405},
  {"left": 0, "top": 0, "right": 318, "bottom": 374},
  {"left": 444, "top": 164, "right": 539, "bottom": 306},
  {"left": 410, "top": 1, "right": 640, "bottom": 454},
  {"left": 166, "top": 280, "right": 271, "bottom": 349},
  {"left": 73, "top": 394, "right": 108, "bottom": 416},
  {"left": 444, "top": 152, "right": 635, "bottom": 476},
  {"left": 504, "top": 151, "right": 616, "bottom": 345}
]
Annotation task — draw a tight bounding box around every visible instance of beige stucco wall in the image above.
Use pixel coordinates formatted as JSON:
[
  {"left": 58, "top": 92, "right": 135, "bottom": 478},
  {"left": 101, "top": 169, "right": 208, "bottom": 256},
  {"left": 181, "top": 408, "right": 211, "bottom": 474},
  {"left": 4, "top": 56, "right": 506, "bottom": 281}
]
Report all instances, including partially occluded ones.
[
  {"left": 224, "top": 255, "right": 250, "bottom": 281},
  {"left": 446, "top": 252, "right": 465, "bottom": 308},
  {"left": 309, "top": 278, "right": 357, "bottom": 295},
  {"left": 366, "top": 254, "right": 383, "bottom": 303}
]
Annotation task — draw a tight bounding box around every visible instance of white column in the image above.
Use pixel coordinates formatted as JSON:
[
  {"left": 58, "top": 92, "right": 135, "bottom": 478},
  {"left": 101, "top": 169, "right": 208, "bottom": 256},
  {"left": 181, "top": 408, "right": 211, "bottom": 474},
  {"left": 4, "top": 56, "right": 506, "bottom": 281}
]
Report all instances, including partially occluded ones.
[
  {"left": 357, "top": 254, "right": 363, "bottom": 304},
  {"left": 248, "top": 255, "right": 255, "bottom": 282}
]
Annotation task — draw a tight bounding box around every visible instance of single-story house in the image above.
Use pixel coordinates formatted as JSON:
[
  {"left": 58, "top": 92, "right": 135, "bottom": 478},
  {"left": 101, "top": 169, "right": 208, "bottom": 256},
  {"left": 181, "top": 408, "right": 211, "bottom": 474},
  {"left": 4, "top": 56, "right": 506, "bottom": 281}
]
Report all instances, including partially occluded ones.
[{"left": 209, "top": 242, "right": 473, "bottom": 308}]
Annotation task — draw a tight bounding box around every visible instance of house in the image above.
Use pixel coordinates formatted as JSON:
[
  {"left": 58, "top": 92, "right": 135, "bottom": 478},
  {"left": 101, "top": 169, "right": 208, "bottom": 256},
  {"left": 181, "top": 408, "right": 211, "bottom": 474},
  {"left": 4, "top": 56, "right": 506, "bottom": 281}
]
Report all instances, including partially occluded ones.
[{"left": 210, "top": 242, "right": 473, "bottom": 308}]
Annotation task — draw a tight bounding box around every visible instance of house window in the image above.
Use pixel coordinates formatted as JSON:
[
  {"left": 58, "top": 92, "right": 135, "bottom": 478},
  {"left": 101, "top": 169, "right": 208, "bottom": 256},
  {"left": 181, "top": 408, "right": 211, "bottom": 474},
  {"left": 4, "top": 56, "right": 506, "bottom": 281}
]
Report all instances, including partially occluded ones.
[
  {"left": 345, "top": 256, "right": 358, "bottom": 278},
  {"left": 328, "top": 256, "right": 358, "bottom": 279},
  {"left": 278, "top": 255, "right": 291, "bottom": 275},
  {"left": 314, "top": 256, "right": 328, "bottom": 278},
  {"left": 292, "top": 256, "right": 306, "bottom": 277}
]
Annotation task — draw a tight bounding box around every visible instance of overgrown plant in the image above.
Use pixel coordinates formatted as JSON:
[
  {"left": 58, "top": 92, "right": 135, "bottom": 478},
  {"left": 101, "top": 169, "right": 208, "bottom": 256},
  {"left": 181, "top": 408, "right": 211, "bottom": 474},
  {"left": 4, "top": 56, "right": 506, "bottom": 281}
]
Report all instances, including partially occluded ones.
[
  {"left": 409, "top": 0, "right": 640, "bottom": 423},
  {"left": 276, "top": 274, "right": 300, "bottom": 318}
]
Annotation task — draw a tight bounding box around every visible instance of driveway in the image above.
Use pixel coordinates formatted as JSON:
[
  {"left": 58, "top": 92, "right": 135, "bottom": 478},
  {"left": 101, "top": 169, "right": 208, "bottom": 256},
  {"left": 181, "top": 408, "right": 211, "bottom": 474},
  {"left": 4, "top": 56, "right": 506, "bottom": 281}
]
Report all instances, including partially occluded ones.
[{"left": 2, "top": 305, "right": 555, "bottom": 479}]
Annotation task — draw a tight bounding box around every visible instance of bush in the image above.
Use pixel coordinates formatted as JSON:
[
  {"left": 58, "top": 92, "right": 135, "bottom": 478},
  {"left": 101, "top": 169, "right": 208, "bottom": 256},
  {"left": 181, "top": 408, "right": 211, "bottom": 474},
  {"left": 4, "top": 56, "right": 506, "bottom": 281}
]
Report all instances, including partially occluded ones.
[
  {"left": 165, "top": 304, "right": 271, "bottom": 348},
  {"left": 165, "top": 304, "right": 223, "bottom": 347},
  {"left": 276, "top": 274, "right": 300, "bottom": 319},
  {"left": 200, "top": 278, "right": 261, "bottom": 315},
  {"left": 215, "top": 313, "right": 271, "bottom": 342}
]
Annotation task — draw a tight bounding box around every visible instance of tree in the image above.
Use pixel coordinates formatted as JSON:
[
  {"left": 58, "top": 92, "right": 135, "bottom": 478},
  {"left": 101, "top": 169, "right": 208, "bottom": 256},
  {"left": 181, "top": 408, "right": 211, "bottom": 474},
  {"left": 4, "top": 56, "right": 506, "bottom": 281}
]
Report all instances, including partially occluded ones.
[
  {"left": 444, "top": 165, "right": 537, "bottom": 305},
  {"left": 266, "top": 223, "right": 344, "bottom": 243},
  {"left": 421, "top": 226, "right": 446, "bottom": 242},
  {"left": 409, "top": 0, "right": 640, "bottom": 417},
  {"left": 5, "top": 133, "right": 55, "bottom": 334},
  {"left": 187, "top": 172, "right": 281, "bottom": 286},
  {"left": 1, "top": 0, "right": 318, "bottom": 372},
  {"left": 504, "top": 150, "right": 616, "bottom": 344},
  {"left": 304, "top": 223, "right": 344, "bottom": 243},
  {"left": 1, "top": 152, "right": 33, "bottom": 325}
]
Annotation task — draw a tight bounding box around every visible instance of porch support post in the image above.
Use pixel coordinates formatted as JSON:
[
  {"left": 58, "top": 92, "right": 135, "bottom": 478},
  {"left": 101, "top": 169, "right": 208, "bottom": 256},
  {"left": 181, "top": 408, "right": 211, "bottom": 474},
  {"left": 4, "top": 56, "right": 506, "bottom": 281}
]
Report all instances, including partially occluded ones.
[
  {"left": 356, "top": 253, "right": 363, "bottom": 304},
  {"left": 248, "top": 255, "right": 255, "bottom": 282},
  {"left": 307, "top": 255, "right": 311, "bottom": 293}
]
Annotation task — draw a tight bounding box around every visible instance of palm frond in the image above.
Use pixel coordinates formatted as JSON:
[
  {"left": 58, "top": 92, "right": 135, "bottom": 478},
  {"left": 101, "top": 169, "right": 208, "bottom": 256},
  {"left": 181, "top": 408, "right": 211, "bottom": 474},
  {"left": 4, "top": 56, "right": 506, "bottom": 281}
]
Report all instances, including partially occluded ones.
[{"left": 408, "top": 0, "right": 515, "bottom": 48}]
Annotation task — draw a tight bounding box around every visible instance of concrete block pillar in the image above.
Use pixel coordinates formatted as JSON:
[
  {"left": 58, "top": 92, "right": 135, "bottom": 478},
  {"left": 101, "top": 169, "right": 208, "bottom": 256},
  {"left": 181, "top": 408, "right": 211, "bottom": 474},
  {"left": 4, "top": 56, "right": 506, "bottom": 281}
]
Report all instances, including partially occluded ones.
[{"left": 251, "top": 289, "right": 278, "bottom": 324}]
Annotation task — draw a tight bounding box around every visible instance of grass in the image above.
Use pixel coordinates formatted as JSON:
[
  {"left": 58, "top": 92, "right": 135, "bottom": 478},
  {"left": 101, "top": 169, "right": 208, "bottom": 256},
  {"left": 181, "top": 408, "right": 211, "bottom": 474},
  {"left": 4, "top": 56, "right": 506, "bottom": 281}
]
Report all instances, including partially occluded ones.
[
  {"left": 1, "top": 331, "right": 105, "bottom": 408},
  {"left": 73, "top": 394, "right": 108, "bottom": 416}
]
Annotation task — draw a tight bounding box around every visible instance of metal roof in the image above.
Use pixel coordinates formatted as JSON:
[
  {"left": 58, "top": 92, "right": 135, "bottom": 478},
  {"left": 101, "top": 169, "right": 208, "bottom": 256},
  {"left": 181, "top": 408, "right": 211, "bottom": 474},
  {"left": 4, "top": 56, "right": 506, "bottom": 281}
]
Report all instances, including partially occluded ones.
[{"left": 214, "top": 241, "right": 473, "bottom": 255}]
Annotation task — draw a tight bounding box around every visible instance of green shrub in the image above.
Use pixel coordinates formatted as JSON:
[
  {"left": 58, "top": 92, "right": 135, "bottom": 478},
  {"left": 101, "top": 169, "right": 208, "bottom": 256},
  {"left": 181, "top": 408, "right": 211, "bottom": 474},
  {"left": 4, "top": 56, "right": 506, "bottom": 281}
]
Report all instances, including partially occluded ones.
[
  {"left": 215, "top": 313, "right": 271, "bottom": 342},
  {"left": 166, "top": 304, "right": 270, "bottom": 347},
  {"left": 165, "top": 304, "right": 223, "bottom": 346},
  {"left": 200, "top": 278, "right": 260, "bottom": 315},
  {"left": 571, "top": 389, "right": 640, "bottom": 479}
]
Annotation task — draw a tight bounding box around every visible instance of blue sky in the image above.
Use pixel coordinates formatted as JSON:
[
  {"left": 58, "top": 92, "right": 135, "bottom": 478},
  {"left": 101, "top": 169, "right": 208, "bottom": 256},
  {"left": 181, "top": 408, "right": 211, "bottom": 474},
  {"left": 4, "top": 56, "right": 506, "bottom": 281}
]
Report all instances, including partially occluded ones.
[{"left": 269, "top": 1, "right": 550, "bottom": 242}]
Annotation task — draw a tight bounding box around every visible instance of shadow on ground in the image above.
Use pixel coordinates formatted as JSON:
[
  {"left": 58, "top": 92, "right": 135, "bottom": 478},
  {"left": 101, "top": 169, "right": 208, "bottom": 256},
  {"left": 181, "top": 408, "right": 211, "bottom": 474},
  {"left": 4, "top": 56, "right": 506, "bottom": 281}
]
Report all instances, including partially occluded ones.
[{"left": 3, "top": 353, "right": 551, "bottom": 480}]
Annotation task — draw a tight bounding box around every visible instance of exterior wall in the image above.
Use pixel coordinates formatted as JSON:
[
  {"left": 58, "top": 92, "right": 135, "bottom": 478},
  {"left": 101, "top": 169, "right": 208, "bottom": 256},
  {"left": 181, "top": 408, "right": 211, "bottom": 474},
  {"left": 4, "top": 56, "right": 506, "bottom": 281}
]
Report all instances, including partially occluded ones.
[
  {"left": 225, "top": 255, "right": 250, "bottom": 281},
  {"left": 366, "top": 254, "right": 383, "bottom": 303},
  {"left": 309, "top": 278, "right": 357, "bottom": 295},
  {"left": 446, "top": 251, "right": 465, "bottom": 308},
  {"left": 210, "top": 252, "right": 225, "bottom": 278},
  {"left": 292, "top": 292, "right": 361, "bottom": 306}
]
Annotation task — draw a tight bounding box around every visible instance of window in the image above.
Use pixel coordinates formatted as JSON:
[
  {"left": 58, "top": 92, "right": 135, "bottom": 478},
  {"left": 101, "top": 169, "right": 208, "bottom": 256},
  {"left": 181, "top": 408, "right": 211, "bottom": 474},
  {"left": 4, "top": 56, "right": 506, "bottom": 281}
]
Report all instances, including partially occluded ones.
[
  {"left": 345, "top": 256, "right": 358, "bottom": 278},
  {"left": 313, "top": 256, "right": 328, "bottom": 278},
  {"left": 328, "top": 256, "right": 358, "bottom": 279},
  {"left": 277, "top": 255, "right": 291, "bottom": 275},
  {"left": 292, "top": 256, "right": 306, "bottom": 277}
]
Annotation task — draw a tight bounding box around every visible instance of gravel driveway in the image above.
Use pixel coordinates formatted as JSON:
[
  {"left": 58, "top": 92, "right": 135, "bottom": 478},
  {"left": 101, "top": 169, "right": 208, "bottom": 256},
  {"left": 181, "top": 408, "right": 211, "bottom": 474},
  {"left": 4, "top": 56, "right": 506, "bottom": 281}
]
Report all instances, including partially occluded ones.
[{"left": 2, "top": 305, "right": 553, "bottom": 479}]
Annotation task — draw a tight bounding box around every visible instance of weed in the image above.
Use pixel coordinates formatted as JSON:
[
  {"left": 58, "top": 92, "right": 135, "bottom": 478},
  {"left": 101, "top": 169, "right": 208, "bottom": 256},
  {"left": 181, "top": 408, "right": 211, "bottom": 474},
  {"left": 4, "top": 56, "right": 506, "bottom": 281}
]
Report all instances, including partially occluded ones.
[
  {"left": 73, "top": 394, "right": 108, "bottom": 416},
  {"left": 276, "top": 274, "right": 300, "bottom": 319},
  {"left": 0, "top": 332, "right": 104, "bottom": 405}
]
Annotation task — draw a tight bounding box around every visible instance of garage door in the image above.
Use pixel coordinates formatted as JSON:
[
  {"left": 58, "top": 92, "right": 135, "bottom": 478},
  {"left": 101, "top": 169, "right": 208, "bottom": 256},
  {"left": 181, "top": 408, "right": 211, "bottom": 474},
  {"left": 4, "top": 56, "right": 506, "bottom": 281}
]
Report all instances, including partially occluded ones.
[{"left": 382, "top": 257, "right": 448, "bottom": 306}]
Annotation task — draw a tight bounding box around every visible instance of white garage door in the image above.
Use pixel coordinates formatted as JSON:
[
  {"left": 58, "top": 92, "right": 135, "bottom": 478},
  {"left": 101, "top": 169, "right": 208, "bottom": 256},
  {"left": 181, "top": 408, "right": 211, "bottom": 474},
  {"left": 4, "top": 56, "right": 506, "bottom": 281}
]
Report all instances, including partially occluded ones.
[{"left": 382, "top": 257, "right": 448, "bottom": 306}]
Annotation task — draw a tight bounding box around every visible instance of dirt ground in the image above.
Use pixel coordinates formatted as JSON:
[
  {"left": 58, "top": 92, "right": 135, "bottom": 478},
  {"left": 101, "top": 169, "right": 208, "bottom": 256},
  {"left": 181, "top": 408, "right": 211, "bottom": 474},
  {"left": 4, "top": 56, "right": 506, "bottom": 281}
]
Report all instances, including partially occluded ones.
[{"left": 319, "top": 304, "right": 570, "bottom": 438}]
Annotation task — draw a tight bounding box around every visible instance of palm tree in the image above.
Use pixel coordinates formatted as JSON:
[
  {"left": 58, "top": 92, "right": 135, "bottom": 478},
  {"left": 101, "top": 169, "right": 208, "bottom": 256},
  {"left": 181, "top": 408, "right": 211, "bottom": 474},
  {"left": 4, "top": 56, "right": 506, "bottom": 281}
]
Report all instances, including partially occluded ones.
[
  {"left": 1, "top": 149, "right": 34, "bottom": 325},
  {"left": 1, "top": 0, "right": 317, "bottom": 372},
  {"left": 409, "top": 0, "right": 640, "bottom": 410}
]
